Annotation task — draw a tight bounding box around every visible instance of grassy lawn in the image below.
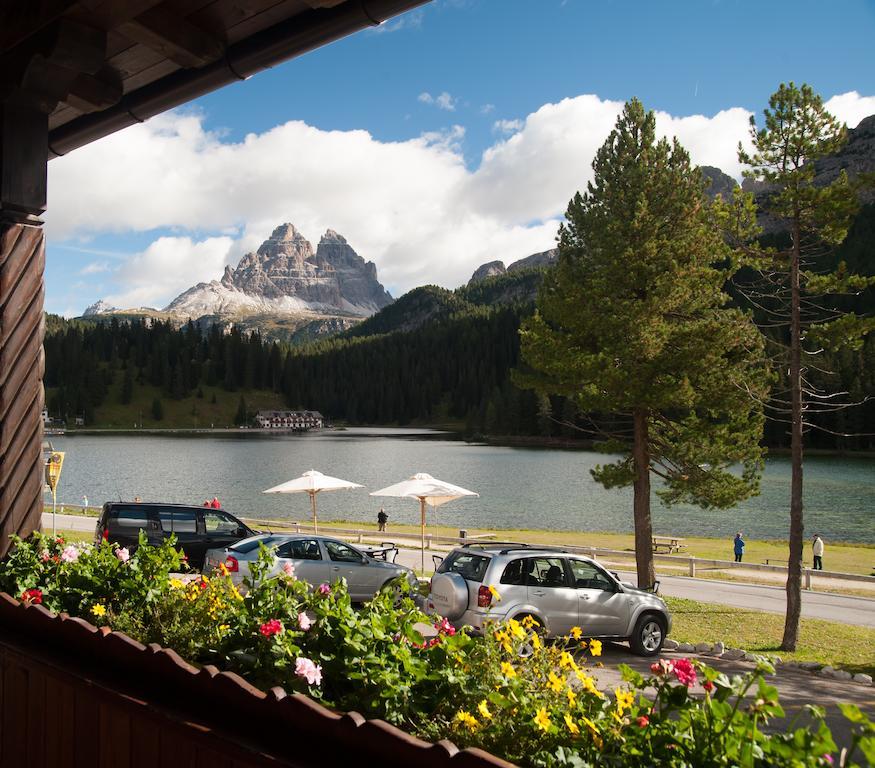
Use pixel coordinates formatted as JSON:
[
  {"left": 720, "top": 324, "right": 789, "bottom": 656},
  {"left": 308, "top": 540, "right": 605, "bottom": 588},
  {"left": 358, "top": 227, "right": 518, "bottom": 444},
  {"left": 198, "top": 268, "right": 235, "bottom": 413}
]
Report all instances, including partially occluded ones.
[{"left": 666, "top": 596, "right": 875, "bottom": 678}]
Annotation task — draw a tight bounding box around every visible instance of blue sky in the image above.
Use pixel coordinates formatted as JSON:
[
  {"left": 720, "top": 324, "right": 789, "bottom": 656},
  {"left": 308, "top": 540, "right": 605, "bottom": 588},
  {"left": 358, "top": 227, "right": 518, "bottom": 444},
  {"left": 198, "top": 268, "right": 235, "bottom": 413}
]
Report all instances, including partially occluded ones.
[{"left": 45, "top": 0, "right": 875, "bottom": 316}]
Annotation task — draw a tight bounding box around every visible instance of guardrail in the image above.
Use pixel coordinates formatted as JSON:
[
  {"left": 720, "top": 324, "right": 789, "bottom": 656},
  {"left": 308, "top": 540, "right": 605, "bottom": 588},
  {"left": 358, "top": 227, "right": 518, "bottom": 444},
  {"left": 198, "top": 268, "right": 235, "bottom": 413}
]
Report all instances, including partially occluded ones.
[{"left": 242, "top": 520, "right": 875, "bottom": 589}]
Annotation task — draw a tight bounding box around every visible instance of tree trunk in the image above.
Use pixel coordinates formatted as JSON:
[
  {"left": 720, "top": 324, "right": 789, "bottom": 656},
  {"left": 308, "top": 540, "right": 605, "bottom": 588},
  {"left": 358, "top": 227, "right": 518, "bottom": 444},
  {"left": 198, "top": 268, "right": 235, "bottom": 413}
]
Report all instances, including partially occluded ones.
[
  {"left": 632, "top": 408, "right": 656, "bottom": 589},
  {"left": 782, "top": 219, "right": 804, "bottom": 651}
]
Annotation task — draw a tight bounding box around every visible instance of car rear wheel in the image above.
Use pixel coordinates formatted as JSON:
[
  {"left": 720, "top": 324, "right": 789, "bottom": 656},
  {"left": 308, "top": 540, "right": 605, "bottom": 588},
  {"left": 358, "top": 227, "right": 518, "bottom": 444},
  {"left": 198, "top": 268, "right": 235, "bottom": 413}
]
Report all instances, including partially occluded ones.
[{"left": 630, "top": 613, "right": 666, "bottom": 656}]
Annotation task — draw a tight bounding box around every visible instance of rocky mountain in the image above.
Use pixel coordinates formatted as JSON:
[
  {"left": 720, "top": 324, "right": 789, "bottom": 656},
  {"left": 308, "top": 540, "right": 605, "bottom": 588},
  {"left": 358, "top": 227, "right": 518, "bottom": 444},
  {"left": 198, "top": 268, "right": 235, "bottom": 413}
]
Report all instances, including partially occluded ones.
[
  {"left": 165, "top": 224, "right": 392, "bottom": 319},
  {"left": 701, "top": 166, "right": 737, "bottom": 200},
  {"left": 83, "top": 300, "right": 120, "bottom": 316},
  {"left": 467, "top": 248, "right": 558, "bottom": 286}
]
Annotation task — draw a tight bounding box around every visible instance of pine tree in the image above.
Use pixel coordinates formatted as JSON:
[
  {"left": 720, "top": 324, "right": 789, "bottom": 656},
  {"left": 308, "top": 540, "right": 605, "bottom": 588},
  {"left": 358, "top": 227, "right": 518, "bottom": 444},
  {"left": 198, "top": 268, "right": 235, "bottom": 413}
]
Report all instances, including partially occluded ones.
[
  {"left": 518, "top": 99, "right": 770, "bottom": 588},
  {"left": 120, "top": 366, "right": 133, "bottom": 405},
  {"left": 151, "top": 397, "right": 163, "bottom": 422},
  {"left": 727, "top": 83, "right": 874, "bottom": 650},
  {"left": 234, "top": 395, "right": 248, "bottom": 426}
]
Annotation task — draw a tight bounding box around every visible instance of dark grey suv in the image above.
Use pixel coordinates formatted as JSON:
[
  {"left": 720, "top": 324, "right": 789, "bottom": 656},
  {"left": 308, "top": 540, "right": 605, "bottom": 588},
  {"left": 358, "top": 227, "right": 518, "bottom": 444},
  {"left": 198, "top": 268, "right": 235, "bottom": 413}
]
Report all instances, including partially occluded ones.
[
  {"left": 427, "top": 544, "right": 671, "bottom": 656},
  {"left": 95, "top": 502, "right": 254, "bottom": 569}
]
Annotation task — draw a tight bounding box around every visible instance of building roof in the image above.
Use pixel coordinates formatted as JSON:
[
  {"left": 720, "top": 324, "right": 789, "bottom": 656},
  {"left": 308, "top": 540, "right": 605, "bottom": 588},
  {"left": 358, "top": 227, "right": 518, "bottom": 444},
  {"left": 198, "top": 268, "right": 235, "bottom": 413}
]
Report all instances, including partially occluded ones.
[{"left": 0, "top": 0, "right": 428, "bottom": 158}]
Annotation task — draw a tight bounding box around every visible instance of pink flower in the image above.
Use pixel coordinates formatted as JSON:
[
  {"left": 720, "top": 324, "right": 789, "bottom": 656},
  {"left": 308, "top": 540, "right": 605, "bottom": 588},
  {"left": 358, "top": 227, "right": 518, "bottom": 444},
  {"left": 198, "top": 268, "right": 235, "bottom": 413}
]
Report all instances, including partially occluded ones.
[
  {"left": 318, "top": 583, "right": 331, "bottom": 595},
  {"left": 259, "top": 619, "right": 283, "bottom": 638},
  {"left": 40, "top": 549, "right": 50, "bottom": 563},
  {"left": 295, "top": 657, "right": 322, "bottom": 686},
  {"left": 282, "top": 562, "right": 296, "bottom": 578},
  {"left": 672, "top": 658, "right": 697, "bottom": 687},
  {"left": 651, "top": 659, "right": 674, "bottom": 676},
  {"left": 297, "top": 612, "right": 313, "bottom": 631},
  {"left": 115, "top": 547, "right": 130, "bottom": 563},
  {"left": 60, "top": 545, "right": 79, "bottom": 563},
  {"left": 637, "top": 716, "right": 650, "bottom": 728},
  {"left": 434, "top": 617, "right": 456, "bottom": 636},
  {"left": 822, "top": 754, "right": 834, "bottom": 765}
]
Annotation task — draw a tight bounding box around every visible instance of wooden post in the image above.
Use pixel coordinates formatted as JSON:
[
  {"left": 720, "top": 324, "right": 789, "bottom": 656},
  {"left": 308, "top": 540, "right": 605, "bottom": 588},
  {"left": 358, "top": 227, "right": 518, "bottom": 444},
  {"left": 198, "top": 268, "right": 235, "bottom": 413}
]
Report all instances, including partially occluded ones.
[
  {"left": 688, "top": 557, "right": 696, "bottom": 577},
  {"left": 0, "top": 97, "right": 48, "bottom": 557}
]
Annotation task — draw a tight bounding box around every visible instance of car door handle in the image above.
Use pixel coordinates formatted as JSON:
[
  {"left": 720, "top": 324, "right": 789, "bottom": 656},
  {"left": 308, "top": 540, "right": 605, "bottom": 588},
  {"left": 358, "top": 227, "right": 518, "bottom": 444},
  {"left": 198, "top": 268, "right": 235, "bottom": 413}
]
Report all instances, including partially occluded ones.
[
  {"left": 580, "top": 594, "right": 591, "bottom": 600},
  {"left": 530, "top": 590, "right": 545, "bottom": 596},
  {"left": 332, "top": 566, "right": 340, "bottom": 571}
]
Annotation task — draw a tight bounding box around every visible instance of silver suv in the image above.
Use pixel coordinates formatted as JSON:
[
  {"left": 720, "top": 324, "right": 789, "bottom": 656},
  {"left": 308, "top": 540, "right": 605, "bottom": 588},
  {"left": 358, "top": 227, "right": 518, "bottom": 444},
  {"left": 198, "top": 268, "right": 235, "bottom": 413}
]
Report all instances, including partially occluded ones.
[{"left": 427, "top": 543, "right": 671, "bottom": 656}]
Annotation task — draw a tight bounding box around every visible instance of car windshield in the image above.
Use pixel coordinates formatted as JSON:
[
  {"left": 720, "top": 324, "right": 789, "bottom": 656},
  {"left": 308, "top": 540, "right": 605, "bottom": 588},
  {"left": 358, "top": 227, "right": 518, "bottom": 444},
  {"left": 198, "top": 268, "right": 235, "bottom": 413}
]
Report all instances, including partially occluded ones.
[
  {"left": 437, "top": 551, "right": 490, "bottom": 583},
  {"left": 228, "top": 535, "right": 286, "bottom": 554}
]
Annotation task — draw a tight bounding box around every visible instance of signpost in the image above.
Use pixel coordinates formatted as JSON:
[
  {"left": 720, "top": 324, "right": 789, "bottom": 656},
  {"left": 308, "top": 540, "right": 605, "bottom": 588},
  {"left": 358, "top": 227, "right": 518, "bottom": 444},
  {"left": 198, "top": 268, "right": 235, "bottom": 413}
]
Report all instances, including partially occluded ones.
[{"left": 45, "top": 452, "right": 65, "bottom": 536}]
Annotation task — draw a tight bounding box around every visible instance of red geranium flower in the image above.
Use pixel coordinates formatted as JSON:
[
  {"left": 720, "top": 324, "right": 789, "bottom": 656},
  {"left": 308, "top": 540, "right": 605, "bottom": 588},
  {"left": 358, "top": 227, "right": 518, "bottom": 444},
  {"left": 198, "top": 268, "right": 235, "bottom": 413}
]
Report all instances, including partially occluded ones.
[
  {"left": 703, "top": 680, "right": 714, "bottom": 693},
  {"left": 21, "top": 588, "right": 43, "bottom": 605},
  {"left": 637, "top": 716, "right": 650, "bottom": 728},
  {"left": 259, "top": 619, "right": 283, "bottom": 638}
]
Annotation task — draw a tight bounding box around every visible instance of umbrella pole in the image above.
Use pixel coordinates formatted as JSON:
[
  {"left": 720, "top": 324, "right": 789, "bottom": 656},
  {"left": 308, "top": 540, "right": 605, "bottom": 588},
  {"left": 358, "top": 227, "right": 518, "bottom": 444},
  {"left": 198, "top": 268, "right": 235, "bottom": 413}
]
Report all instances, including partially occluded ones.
[
  {"left": 311, "top": 491, "right": 318, "bottom": 533},
  {"left": 420, "top": 497, "right": 426, "bottom": 572}
]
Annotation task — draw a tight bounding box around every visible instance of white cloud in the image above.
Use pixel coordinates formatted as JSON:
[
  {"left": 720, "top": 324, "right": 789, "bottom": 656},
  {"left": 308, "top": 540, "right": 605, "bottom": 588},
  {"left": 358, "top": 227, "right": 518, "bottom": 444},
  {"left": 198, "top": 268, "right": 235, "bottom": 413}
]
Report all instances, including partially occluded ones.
[
  {"left": 480, "top": 103, "right": 495, "bottom": 115},
  {"left": 824, "top": 91, "right": 875, "bottom": 129},
  {"left": 104, "top": 236, "right": 234, "bottom": 309},
  {"left": 46, "top": 90, "right": 875, "bottom": 310},
  {"left": 418, "top": 91, "right": 457, "bottom": 111},
  {"left": 493, "top": 118, "right": 523, "bottom": 135},
  {"left": 80, "top": 261, "right": 111, "bottom": 275}
]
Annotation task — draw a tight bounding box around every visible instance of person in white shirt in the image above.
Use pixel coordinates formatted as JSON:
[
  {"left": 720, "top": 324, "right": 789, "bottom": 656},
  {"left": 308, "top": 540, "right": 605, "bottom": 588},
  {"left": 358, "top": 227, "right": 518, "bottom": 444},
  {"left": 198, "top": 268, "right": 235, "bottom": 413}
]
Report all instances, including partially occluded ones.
[{"left": 812, "top": 534, "right": 824, "bottom": 571}]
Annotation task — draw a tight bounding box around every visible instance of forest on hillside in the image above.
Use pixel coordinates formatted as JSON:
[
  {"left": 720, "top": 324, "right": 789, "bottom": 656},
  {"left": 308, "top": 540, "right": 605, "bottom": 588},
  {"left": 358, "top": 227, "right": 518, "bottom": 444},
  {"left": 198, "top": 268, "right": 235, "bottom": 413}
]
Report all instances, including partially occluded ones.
[{"left": 44, "top": 204, "right": 875, "bottom": 449}]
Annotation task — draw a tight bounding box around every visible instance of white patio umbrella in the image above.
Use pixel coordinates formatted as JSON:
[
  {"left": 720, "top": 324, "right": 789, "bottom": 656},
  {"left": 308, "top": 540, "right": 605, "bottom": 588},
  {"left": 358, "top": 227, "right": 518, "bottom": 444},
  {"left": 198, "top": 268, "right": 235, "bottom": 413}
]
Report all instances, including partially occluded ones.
[
  {"left": 263, "top": 470, "right": 364, "bottom": 533},
  {"left": 370, "top": 472, "right": 479, "bottom": 571}
]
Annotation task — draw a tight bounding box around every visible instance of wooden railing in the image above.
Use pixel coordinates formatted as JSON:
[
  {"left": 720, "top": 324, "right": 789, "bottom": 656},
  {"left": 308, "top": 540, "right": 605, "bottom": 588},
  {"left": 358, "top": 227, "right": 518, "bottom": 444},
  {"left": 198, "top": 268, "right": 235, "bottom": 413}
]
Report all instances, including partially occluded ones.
[{"left": 0, "top": 593, "right": 513, "bottom": 767}]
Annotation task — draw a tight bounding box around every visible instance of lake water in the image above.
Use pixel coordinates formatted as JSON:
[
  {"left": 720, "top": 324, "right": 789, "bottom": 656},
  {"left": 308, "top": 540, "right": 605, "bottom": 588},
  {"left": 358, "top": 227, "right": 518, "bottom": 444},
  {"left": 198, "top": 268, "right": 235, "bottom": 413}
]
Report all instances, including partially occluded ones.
[{"left": 48, "top": 429, "right": 875, "bottom": 543}]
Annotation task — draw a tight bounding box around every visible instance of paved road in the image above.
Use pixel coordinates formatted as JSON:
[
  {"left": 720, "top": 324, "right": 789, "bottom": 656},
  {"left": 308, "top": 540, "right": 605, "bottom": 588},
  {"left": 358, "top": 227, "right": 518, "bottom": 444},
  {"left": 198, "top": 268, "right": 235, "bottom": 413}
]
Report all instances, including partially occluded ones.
[{"left": 43, "top": 518, "right": 875, "bottom": 627}]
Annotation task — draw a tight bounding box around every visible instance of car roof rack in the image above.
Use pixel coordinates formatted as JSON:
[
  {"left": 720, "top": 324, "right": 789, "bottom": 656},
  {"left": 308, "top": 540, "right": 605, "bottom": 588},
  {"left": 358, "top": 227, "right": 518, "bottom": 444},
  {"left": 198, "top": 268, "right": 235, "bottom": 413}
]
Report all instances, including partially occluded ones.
[
  {"left": 461, "top": 541, "right": 527, "bottom": 550},
  {"left": 498, "top": 545, "right": 567, "bottom": 555}
]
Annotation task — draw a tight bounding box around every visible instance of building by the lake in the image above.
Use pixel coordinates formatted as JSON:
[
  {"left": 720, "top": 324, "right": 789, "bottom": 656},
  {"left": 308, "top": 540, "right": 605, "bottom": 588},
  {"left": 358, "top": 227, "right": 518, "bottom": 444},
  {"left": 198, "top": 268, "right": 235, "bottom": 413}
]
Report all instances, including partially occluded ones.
[{"left": 255, "top": 410, "right": 324, "bottom": 431}]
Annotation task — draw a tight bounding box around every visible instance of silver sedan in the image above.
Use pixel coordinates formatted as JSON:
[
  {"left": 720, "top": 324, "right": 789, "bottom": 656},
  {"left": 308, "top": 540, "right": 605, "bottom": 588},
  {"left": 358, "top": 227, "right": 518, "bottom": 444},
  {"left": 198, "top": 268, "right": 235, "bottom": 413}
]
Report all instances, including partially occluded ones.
[{"left": 204, "top": 534, "right": 419, "bottom": 603}]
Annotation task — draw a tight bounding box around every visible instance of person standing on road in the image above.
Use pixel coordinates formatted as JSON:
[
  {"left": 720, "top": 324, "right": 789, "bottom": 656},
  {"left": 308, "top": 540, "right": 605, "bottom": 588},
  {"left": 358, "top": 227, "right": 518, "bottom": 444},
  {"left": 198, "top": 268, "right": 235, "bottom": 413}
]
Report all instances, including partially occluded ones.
[
  {"left": 812, "top": 534, "right": 824, "bottom": 570},
  {"left": 377, "top": 507, "right": 388, "bottom": 532},
  {"left": 733, "top": 532, "right": 745, "bottom": 563}
]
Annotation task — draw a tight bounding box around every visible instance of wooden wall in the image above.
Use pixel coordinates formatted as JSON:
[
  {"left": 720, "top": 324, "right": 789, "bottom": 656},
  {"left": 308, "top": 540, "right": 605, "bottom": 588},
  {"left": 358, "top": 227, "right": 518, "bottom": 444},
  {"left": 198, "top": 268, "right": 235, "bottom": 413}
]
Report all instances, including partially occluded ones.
[{"left": 0, "top": 220, "right": 45, "bottom": 559}]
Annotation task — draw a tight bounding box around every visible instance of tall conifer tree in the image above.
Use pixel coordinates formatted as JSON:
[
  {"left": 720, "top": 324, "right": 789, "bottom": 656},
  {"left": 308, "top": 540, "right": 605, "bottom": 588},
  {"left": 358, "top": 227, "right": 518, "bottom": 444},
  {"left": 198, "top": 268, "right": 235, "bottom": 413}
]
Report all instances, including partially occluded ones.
[
  {"left": 519, "top": 99, "right": 770, "bottom": 588},
  {"left": 728, "top": 83, "right": 873, "bottom": 650}
]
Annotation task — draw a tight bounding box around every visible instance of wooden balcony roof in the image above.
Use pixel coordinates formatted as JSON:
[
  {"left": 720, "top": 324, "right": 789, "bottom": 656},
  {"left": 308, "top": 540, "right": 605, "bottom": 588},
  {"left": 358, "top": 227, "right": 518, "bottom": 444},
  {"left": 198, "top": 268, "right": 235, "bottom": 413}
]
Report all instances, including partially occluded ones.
[{"left": 0, "top": 0, "right": 428, "bottom": 157}]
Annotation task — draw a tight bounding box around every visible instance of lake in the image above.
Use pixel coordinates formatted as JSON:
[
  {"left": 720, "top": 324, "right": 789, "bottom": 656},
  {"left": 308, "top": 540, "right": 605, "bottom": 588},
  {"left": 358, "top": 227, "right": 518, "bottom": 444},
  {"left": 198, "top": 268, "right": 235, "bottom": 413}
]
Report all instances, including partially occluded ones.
[{"left": 47, "top": 429, "right": 875, "bottom": 543}]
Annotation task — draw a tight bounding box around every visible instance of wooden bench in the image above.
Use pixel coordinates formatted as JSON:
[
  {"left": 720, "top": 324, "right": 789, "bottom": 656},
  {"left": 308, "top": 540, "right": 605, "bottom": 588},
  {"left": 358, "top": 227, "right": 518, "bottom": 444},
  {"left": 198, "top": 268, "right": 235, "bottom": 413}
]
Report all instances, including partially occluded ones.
[{"left": 652, "top": 536, "right": 686, "bottom": 554}]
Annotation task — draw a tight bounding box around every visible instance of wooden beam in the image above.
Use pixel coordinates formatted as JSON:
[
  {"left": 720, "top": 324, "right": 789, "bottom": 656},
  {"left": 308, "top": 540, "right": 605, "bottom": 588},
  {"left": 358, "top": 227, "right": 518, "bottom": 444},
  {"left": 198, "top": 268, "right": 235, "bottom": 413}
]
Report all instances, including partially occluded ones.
[
  {"left": 119, "top": 6, "right": 224, "bottom": 69},
  {"left": 65, "top": 67, "right": 122, "bottom": 112}
]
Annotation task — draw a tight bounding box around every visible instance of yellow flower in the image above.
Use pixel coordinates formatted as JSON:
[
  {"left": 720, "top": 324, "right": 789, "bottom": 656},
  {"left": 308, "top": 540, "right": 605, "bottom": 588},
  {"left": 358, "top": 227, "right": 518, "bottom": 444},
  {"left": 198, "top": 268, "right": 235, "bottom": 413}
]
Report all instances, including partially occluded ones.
[
  {"left": 574, "top": 669, "right": 604, "bottom": 698},
  {"left": 559, "top": 651, "right": 577, "bottom": 670},
  {"left": 548, "top": 671, "right": 565, "bottom": 693},
  {"left": 569, "top": 626, "right": 583, "bottom": 640},
  {"left": 615, "top": 687, "right": 635, "bottom": 715},
  {"left": 566, "top": 688, "right": 577, "bottom": 707},
  {"left": 455, "top": 710, "right": 479, "bottom": 731},
  {"left": 500, "top": 662, "right": 517, "bottom": 678},
  {"left": 488, "top": 585, "right": 502, "bottom": 602},
  {"left": 563, "top": 713, "right": 580, "bottom": 735},
  {"left": 533, "top": 707, "right": 552, "bottom": 732},
  {"left": 581, "top": 716, "right": 600, "bottom": 736},
  {"left": 169, "top": 578, "right": 184, "bottom": 589},
  {"left": 521, "top": 614, "right": 539, "bottom": 629},
  {"left": 230, "top": 585, "right": 243, "bottom": 601},
  {"left": 218, "top": 562, "right": 229, "bottom": 576},
  {"left": 217, "top": 624, "right": 229, "bottom": 635},
  {"left": 90, "top": 604, "right": 106, "bottom": 618},
  {"left": 588, "top": 639, "right": 602, "bottom": 657},
  {"left": 507, "top": 618, "right": 526, "bottom": 640},
  {"left": 477, "top": 700, "right": 493, "bottom": 720},
  {"left": 531, "top": 632, "right": 542, "bottom": 651}
]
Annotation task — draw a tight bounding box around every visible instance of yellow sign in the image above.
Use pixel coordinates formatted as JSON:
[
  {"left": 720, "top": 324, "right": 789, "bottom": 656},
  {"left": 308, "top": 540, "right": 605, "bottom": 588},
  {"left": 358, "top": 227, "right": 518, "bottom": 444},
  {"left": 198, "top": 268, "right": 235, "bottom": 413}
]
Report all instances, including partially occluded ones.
[{"left": 45, "top": 451, "right": 65, "bottom": 493}]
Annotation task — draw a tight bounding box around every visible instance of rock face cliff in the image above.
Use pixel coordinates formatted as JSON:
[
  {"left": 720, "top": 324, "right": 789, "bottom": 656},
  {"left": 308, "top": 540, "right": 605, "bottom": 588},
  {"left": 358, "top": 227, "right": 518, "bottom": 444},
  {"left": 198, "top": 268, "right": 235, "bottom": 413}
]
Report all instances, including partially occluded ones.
[
  {"left": 467, "top": 248, "right": 558, "bottom": 286},
  {"left": 164, "top": 224, "right": 392, "bottom": 318}
]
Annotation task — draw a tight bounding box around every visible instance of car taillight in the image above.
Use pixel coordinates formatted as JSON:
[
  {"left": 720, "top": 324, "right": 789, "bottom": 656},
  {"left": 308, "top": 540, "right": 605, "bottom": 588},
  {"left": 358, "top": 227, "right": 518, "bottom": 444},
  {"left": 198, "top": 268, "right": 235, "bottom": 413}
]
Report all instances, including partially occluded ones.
[
  {"left": 477, "top": 585, "right": 492, "bottom": 608},
  {"left": 101, "top": 527, "right": 109, "bottom": 541},
  {"left": 224, "top": 555, "right": 239, "bottom": 573}
]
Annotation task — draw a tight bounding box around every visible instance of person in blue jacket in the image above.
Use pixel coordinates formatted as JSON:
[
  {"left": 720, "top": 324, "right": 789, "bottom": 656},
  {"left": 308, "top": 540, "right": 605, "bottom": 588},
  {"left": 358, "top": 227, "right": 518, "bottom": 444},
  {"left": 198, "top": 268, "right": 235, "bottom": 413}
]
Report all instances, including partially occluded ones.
[{"left": 733, "top": 532, "right": 745, "bottom": 562}]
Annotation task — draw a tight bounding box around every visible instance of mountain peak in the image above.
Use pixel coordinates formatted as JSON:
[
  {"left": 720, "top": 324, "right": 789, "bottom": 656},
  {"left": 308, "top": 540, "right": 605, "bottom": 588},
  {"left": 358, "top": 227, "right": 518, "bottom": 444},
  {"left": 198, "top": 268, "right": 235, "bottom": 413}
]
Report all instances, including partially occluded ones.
[
  {"left": 320, "top": 229, "right": 347, "bottom": 244},
  {"left": 267, "top": 223, "right": 304, "bottom": 242}
]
